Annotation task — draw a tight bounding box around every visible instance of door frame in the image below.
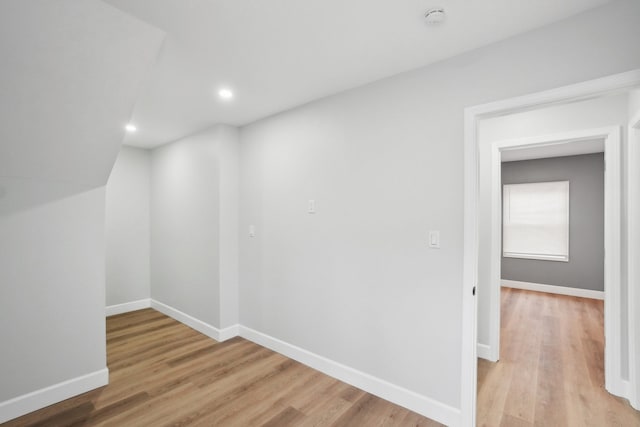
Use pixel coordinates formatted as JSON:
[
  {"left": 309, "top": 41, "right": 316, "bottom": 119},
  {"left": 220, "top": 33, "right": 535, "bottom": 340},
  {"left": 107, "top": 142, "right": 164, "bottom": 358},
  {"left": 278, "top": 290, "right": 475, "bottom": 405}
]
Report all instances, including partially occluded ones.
[
  {"left": 629, "top": 107, "right": 640, "bottom": 410},
  {"left": 485, "top": 127, "right": 621, "bottom": 396},
  {"left": 461, "top": 69, "right": 640, "bottom": 426}
]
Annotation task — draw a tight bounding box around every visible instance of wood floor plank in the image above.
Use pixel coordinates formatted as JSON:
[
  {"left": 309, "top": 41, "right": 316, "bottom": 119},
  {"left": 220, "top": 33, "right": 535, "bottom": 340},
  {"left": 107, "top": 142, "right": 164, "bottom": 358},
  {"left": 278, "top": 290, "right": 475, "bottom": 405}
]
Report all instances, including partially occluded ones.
[
  {"left": 295, "top": 396, "right": 353, "bottom": 427},
  {"left": 261, "top": 406, "right": 306, "bottom": 427},
  {"left": 399, "top": 410, "right": 445, "bottom": 427},
  {"left": 28, "top": 402, "right": 95, "bottom": 427},
  {"left": 285, "top": 372, "right": 344, "bottom": 412},
  {"left": 1, "top": 308, "right": 443, "bottom": 426},
  {"left": 478, "top": 289, "right": 640, "bottom": 427},
  {"left": 499, "top": 414, "right": 532, "bottom": 427},
  {"left": 192, "top": 360, "right": 312, "bottom": 426},
  {"left": 477, "top": 359, "right": 513, "bottom": 427},
  {"left": 332, "top": 394, "right": 386, "bottom": 426}
]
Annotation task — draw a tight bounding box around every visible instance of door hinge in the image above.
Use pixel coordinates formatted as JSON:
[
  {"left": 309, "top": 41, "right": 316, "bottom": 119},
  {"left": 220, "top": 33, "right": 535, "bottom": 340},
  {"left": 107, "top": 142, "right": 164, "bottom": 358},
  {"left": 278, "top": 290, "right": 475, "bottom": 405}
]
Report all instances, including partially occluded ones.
[{"left": 472, "top": 286, "right": 476, "bottom": 296}]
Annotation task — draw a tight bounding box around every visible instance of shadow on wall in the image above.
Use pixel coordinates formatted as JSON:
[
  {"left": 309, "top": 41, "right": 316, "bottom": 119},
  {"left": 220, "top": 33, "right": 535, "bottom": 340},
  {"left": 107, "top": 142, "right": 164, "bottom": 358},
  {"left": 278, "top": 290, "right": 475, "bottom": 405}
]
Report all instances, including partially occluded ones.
[{"left": 0, "top": 177, "right": 104, "bottom": 217}]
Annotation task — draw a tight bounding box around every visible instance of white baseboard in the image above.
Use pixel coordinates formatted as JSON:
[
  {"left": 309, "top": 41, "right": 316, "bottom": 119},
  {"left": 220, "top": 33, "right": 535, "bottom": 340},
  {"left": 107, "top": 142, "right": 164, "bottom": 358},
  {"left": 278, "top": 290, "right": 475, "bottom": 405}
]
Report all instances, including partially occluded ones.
[
  {"left": 622, "top": 380, "right": 630, "bottom": 399},
  {"left": 142, "top": 303, "right": 461, "bottom": 425},
  {"left": 608, "top": 378, "right": 632, "bottom": 402},
  {"left": 0, "top": 368, "right": 108, "bottom": 424},
  {"left": 501, "top": 280, "right": 604, "bottom": 300},
  {"left": 630, "top": 381, "right": 639, "bottom": 411},
  {"left": 219, "top": 324, "right": 240, "bottom": 342},
  {"left": 238, "top": 326, "right": 461, "bottom": 427},
  {"left": 477, "top": 343, "right": 497, "bottom": 362},
  {"left": 105, "top": 298, "right": 151, "bottom": 316},
  {"left": 150, "top": 299, "right": 238, "bottom": 343}
]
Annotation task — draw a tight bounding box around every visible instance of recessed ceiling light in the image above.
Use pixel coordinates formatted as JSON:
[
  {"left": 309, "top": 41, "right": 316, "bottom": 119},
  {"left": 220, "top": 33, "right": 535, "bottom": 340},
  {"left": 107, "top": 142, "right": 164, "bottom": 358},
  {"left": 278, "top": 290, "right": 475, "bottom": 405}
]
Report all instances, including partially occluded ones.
[
  {"left": 425, "top": 7, "right": 446, "bottom": 25},
  {"left": 125, "top": 124, "right": 137, "bottom": 132},
  {"left": 218, "top": 88, "right": 234, "bottom": 100}
]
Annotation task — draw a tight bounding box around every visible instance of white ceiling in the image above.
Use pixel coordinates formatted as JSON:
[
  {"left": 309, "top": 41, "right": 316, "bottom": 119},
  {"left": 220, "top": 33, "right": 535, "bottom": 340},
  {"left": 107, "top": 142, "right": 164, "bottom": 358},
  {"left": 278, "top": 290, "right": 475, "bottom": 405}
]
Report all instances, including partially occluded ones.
[
  {"left": 104, "top": 0, "right": 612, "bottom": 148},
  {"left": 501, "top": 139, "right": 605, "bottom": 163}
]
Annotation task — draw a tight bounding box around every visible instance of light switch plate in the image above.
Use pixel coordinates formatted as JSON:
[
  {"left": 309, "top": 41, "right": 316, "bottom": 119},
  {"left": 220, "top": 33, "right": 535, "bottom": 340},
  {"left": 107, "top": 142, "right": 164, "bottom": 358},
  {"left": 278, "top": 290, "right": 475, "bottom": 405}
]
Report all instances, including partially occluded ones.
[{"left": 428, "top": 230, "right": 440, "bottom": 248}]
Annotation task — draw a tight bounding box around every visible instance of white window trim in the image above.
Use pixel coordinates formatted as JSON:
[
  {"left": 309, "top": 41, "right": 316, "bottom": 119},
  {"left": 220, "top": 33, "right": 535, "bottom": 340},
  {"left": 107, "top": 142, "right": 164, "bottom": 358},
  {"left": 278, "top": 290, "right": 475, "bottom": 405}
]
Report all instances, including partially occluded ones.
[{"left": 503, "top": 252, "right": 569, "bottom": 262}]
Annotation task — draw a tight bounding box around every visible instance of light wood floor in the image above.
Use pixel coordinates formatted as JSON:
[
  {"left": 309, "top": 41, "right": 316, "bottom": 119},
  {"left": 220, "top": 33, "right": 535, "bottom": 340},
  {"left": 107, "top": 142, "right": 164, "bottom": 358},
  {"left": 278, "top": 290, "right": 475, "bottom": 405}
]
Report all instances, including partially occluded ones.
[
  {"left": 477, "top": 287, "right": 640, "bottom": 427},
  {"left": 3, "top": 309, "right": 441, "bottom": 427}
]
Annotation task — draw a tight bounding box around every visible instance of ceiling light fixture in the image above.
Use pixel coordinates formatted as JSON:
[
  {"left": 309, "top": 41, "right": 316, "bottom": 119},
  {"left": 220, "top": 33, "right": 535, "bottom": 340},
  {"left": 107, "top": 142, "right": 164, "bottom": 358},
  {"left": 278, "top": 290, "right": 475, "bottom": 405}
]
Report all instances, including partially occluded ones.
[
  {"left": 125, "top": 124, "right": 137, "bottom": 132},
  {"left": 218, "top": 88, "right": 234, "bottom": 100},
  {"left": 425, "top": 7, "right": 446, "bottom": 25}
]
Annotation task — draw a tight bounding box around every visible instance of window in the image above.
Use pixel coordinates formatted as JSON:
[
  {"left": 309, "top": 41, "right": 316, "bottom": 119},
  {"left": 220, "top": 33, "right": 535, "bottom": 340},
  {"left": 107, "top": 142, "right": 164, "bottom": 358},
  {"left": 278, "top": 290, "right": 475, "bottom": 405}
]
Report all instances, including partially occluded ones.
[{"left": 503, "top": 181, "right": 569, "bottom": 262}]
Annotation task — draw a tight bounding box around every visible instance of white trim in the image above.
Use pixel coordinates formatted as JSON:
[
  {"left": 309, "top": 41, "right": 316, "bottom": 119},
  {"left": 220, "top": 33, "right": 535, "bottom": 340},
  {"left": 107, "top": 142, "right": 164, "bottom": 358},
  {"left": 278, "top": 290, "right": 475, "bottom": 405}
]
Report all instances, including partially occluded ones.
[
  {"left": 629, "top": 109, "right": 640, "bottom": 410},
  {"left": 501, "top": 280, "right": 604, "bottom": 300},
  {"left": 219, "top": 324, "right": 240, "bottom": 342},
  {"left": 463, "top": 69, "right": 640, "bottom": 426},
  {"left": 476, "top": 344, "right": 495, "bottom": 362},
  {"left": 461, "top": 107, "right": 479, "bottom": 427},
  {"left": 0, "top": 368, "right": 108, "bottom": 424},
  {"left": 487, "top": 139, "right": 502, "bottom": 363},
  {"left": 465, "top": 70, "right": 640, "bottom": 119},
  {"left": 621, "top": 380, "right": 631, "bottom": 403},
  {"left": 105, "top": 298, "right": 151, "bottom": 316},
  {"left": 238, "top": 325, "right": 461, "bottom": 427},
  {"left": 150, "top": 299, "right": 239, "bottom": 343},
  {"left": 503, "top": 253, "right": 568, "bottom": 262},
  {"left": 603, "top": 127, "right": 623, "bottom": 397}
]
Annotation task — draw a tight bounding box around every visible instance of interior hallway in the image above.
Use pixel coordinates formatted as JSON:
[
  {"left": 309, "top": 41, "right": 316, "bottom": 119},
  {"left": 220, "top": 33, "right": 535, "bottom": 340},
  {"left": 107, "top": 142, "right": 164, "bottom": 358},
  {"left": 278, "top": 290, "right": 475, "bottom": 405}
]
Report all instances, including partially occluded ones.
[
  {"left": 3, "top": 309, "right": 442, "bottom": 427},
  {"left": 477, "top": 288, "right": 640, "bottom": 426}
]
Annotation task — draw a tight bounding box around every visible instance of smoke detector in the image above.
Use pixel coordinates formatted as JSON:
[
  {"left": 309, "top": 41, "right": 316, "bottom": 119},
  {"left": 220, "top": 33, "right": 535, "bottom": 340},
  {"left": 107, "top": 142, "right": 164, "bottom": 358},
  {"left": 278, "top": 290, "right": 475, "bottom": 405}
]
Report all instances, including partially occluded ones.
[{"left": 425, "top": 8, "right": 446, "bottom": 25}]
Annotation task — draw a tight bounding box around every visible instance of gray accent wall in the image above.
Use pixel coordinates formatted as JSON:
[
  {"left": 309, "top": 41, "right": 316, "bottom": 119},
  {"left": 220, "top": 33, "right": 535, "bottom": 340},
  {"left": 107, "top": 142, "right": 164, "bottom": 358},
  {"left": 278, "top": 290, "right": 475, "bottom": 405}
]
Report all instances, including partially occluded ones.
[{"left": 501, "top": 153, "right": 604, "bottom": 291}]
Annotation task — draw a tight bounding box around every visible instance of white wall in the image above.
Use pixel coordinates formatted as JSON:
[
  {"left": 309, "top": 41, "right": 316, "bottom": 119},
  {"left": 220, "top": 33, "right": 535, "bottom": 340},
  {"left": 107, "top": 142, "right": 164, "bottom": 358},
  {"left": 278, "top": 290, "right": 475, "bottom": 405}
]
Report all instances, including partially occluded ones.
[
  {"left": 217, "top": 129, "right": 240, "bottom": 328},
  {"left": 477, "top": 94, "right": 629, "bottom": 349},
  {"left": 0, "top": 182, "right": 107, "bottom": 401},
  {"left": 106, "top": 146, "right": 151, "bottom": 307},
  {"left": 630, "top": 88, "right": 640, "bottom": 117},
  {"left": 239, "top": 0, "right": 640, "bottom": 418},
  {"left": 151, "top": 125, "right": 239, "bottom": 328},
  {"left": 0, "top": 0, "right": 163, "bottom": 422}
]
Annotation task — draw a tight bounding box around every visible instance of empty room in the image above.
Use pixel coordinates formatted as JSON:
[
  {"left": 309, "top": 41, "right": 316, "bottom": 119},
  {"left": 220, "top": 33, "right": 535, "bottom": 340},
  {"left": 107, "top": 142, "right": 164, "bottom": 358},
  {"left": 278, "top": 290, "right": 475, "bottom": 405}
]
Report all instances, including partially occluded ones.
[{"left": 1, "top": 1, "right": 639, "bottom": 426}]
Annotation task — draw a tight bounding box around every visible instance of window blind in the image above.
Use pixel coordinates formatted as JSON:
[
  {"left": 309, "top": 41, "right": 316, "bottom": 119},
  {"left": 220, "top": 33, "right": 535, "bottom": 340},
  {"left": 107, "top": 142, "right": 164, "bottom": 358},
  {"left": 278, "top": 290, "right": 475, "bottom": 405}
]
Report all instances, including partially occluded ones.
[{"left": 503, "top": 181, "right": 569, "bottom": 262}]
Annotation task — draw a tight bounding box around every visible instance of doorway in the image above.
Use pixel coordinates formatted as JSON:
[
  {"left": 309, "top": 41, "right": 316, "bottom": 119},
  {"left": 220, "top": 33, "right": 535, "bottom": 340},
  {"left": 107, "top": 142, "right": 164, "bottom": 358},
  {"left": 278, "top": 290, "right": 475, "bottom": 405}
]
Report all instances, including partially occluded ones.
[
  {"left": 484, "top": 127, "right": 620, "bottom": 390},
  {"left": 460, "top": 70, "right": 640, "bottom": 426},
  {"left": 478, "top": 130, "right": 623, "bottom": 425}
]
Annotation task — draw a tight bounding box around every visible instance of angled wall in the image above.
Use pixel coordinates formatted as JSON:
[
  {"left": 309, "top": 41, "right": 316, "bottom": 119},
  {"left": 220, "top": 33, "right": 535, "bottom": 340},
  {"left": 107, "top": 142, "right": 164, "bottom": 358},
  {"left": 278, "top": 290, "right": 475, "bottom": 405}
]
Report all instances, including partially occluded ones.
[{"left": 0, "top": 0, "right": 163, "bottom": 422}]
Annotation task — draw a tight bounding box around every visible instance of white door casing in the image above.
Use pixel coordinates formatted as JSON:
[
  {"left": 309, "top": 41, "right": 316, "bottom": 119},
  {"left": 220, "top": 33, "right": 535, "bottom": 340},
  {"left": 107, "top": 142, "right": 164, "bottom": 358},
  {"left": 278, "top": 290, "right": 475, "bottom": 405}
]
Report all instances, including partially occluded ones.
[{"left": 462, "top": 69, "right": 640, "bottom": 426}]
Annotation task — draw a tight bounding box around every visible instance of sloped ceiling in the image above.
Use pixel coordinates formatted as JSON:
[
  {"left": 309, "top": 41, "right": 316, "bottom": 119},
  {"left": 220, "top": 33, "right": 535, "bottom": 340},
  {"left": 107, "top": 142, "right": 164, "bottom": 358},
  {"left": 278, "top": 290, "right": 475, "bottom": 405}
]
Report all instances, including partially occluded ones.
[
  {"left": 0, "top": 0, "right": 164, "bottom": 187},
  {"left": 104, "top": 0, "right": 612, "bottom": 148}
]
